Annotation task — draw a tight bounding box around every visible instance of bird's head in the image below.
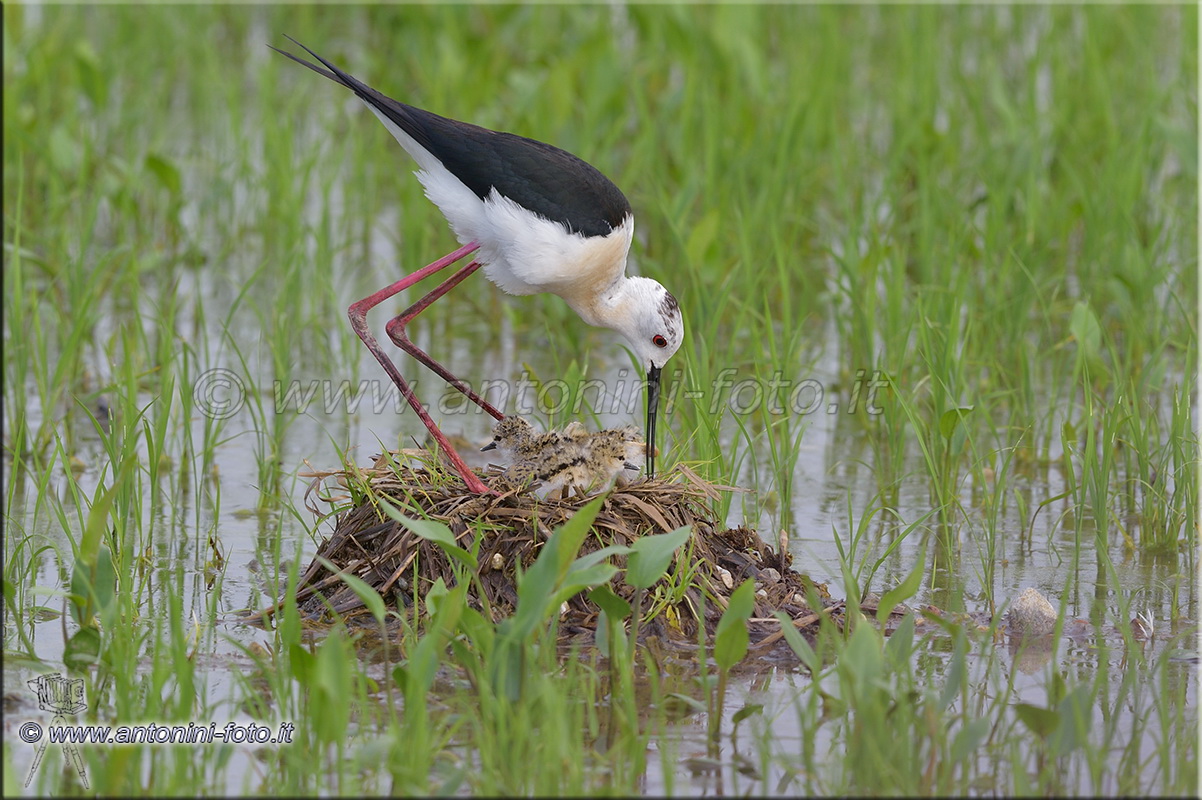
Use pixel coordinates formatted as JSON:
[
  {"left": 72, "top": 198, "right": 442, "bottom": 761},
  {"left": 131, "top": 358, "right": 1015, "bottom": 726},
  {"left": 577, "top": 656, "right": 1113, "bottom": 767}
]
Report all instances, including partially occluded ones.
[
  {"left": 612, "top": 277, "right": 683, "bottom": 477},
  {"left": 619, "top": 277, "right": 684, "bottom": 372},
  {"left": 482, "top": 414, "right": 534, "bottom": 453}
]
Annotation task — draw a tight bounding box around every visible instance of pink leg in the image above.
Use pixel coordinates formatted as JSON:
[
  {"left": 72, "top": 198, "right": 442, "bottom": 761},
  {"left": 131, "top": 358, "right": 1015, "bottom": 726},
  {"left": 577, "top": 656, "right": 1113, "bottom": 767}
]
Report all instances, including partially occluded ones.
[
  {"left": 385, "top": 261, "right": 505, "bottom": 422},
  {"left": 348, "top": 241, "right": 494, "bottom": 495}
]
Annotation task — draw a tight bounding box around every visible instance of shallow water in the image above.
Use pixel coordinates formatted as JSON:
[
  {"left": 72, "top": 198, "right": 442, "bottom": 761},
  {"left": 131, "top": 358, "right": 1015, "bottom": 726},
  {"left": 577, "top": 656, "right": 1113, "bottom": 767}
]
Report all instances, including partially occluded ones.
[{"left": 5, "top": 253, "right": 1196, "bottom": 794}]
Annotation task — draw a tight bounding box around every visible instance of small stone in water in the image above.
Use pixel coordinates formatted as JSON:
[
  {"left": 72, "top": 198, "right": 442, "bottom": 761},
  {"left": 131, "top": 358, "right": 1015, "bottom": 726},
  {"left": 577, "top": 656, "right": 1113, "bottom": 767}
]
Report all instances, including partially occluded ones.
[{"left": 1006, "top": 587, "right": 1058, "bottom": 637}]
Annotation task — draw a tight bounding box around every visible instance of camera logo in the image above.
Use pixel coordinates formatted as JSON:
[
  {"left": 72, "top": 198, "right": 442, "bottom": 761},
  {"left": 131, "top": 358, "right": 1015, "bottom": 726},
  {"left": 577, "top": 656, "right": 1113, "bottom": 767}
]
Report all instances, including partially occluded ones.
[{"left": 24, "top": 673, "right": 89, "bottom": 789}]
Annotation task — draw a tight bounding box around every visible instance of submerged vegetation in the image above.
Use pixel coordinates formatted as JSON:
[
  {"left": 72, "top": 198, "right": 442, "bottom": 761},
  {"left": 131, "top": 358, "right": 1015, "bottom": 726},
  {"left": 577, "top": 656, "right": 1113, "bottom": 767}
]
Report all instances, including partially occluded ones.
[{"left": 3, "top": 4, "right": 1197, "bottom": 796}]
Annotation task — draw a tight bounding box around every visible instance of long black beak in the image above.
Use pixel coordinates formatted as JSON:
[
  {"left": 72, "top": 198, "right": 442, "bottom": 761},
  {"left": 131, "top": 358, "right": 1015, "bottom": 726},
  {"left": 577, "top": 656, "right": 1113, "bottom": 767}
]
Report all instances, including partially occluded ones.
[{"left": 646, "top": 365, "right": 661, "bottom": 476}]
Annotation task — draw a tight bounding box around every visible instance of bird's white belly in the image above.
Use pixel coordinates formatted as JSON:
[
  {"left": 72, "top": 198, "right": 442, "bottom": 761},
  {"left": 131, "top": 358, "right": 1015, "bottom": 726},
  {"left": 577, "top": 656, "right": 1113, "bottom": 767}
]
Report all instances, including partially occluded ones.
[{"left": 418, "top": 168, "right": 632, "bottom": 301}]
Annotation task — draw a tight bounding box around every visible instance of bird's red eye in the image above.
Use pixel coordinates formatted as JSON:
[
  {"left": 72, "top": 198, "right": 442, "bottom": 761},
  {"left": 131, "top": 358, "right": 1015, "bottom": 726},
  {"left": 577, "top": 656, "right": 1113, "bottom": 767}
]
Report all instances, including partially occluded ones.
[{"left": 653, "top": 335, "right": 668, "bottom": 348}]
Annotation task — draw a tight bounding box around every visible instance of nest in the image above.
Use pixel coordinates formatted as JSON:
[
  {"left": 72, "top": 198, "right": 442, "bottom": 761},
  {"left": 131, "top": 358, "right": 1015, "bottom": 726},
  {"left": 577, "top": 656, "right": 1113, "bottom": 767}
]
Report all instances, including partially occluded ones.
[{"left": 263, "top": 449, "right": 837, "bottom": 651}]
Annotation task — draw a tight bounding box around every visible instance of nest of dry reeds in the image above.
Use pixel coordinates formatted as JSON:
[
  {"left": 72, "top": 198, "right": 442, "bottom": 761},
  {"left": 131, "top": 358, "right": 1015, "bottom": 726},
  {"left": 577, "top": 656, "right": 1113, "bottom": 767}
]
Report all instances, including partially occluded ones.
[{"left": 264, "top": 450, "right": 837, "bottom": 649}]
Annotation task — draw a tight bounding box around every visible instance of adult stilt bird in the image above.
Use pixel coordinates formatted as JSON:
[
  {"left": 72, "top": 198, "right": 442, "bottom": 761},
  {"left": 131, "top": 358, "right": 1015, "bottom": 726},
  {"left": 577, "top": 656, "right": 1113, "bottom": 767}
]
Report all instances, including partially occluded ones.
[{"left": 272, "top": 38, "right": 684, "bottom": 494}]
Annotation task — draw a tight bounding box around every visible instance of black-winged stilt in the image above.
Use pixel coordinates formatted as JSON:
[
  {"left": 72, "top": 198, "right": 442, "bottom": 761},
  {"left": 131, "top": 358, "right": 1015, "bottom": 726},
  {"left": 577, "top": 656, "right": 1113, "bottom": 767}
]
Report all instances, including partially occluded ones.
[{"left": 272, "top": 37, "right": 684, "bottom": 495}]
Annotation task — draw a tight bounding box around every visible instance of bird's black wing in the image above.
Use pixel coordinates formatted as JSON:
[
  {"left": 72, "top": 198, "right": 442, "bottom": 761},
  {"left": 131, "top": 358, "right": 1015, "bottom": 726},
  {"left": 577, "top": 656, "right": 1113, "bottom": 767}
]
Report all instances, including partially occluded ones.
[{"left": 272, "top": 38, "right": 632, "bottom": 238}]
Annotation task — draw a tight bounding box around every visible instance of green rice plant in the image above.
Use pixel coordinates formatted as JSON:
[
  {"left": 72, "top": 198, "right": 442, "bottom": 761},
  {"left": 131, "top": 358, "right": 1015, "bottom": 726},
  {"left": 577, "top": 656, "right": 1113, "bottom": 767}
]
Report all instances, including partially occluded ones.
[
  {"left": 706, "top": 579, "right": 754, "bottom": 757},
  {"left": 831, "top": 490, "right": 937, "bottom": 608},
  {"left": 1113, "top": 379, "right": 1198, "bottom": 554}
]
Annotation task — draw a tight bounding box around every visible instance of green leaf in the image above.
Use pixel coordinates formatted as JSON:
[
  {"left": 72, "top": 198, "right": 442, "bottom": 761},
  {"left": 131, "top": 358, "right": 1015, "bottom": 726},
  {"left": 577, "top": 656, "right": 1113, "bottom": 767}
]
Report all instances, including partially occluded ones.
[
  {"left": 626, "top": 525, "right": 691, "bottom": 590},
  {"left": 714, "top": 579, "right": 755, "bottom": 671},
  {"left": 79, "top": 459, "right": 135, "bottom": 565},
  {"left": 665, "top": 692, "right": 708, "bottom": 714},
  {"left": 74, "top": 39, "right": 108, "bottom": 106},
  {"left": 938, "top": 406, "right": 975, "bottom": 440},
  {"left": 555, "top": 562, "right": 619, "bottom": 605},
  {"left": 589, "top": 584, "right": 632, "bottom": 620},
  {"left": 1014, "top": 702, "right": 1059, "bottom": 738},
  {"left": 883, "top": 612, "right": 916, "bottom": 670},
  {"left": 573, "top": 544, "right": 632, "bottom": 573},
  {"left": 458, "top": 607, "right": 495, "bottom": 653},
  {"left": 771, "top": 611, "right": 818, "bottom": 674},
  {"left": 1069, "top": 301, "right": 1102, "bottom": 359},
  {"left": 288, "top": 642, "right": 315, "bottom": 683},
  {"left": 876, "top": 559, "right": 924, "bottom": 625},
  {"left": 145, "top": 153, "right": 182, "bottom": 197},
  {"left": 424, "top": 576, "right": 449, "bottom": 618},
  {"left": 938, "top": 634, "right": 967, "bottom": 710},
  {"left": 64, "top": 627, "right": 101, "bottom": 670},
  {"left": 732, "top": 704, "right": 763, "bottom": 725},
  {"left": 379, "top": 501, "right": 477, "bottom": 570},
  {"left": 316, "top": 556, "right": 386, "bottom": 624},
  {"left": 594, "top": 611, "right": 611, "bottom": 657},
  {"left": 840, "top": 619, "right": 884, "bottom": 691},
  {"left": 950, "top": 717, "right": 991, "bottom": 764},
  {"left": 686, "top": 208, "right": 721, "bottom": 265},
  {"left": 70, "top": 544, "right": 117, "bottom": 627},
  {"left": 406, "top": 581, "right": 468, "bottom": 698},
  {"left": 1051, "top": 685, "right": 1093, "bottom": 756},
  {"left": 590, "top": 584, "right": 631, "bottom": 660},
  {"left": 508, "top": 496, "right": 605, "bottom": 643}
]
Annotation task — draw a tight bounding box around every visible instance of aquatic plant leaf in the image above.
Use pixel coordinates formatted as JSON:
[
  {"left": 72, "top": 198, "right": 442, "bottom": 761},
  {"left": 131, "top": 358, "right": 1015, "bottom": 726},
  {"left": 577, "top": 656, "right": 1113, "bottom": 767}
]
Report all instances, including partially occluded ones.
[
  {"left": 63, "top": 627, "right": 100, "bottom": 669},
  {"left": 938, "top": 633, "right": 969, "bottom": 710},
  {"left": 145, "top": 153, "right": 182, "bottom": 197},
  {"left": 883, "top": 612, "right": 916, "bottom": 670},
  {"left": 589, "top": 584, "right": 632, "bottom": 620},
  {"left": 509, "top": 496, "right": 605, "bottom": 642},
  {"left": 458, "top": 607, "right": 496, "bottom": 653},
  {"left": 950, "top": 717, "right": 991, "bottom": 764},
  {"left": 573, "top": 544, "right": 633, "bottom": 573},
  {"left": 841, "top": 618, "right": 884, "bottom": 691},
  {"left": 69, "top": 544, "right": 116, "bottom": 628},
  {"left": 665, "top": 692, "right": 708, "bottom": 714},
  {"left": 1014, "top": 703, "right": 1058, "bottom": 738},
  {"left": 877, "top": 559, "right": 924, "bottom": 625},
  {"left": 714, "top": 579, "right": 755, "bottom": 671},
  {"left": 557, "top": 562, "right": 620, "bottom": 604},
  {"left": 379, "top": 501, "right": 478, "bottom": 570},
  {"left": 48, "top": 126, "right": 83, "bottom": 175},
  {"left": 626, "top": 524, "right": 691, "bottom": 590},
  {"left": 405, "top": 581, "right": 468, "bottom": 698},
  {"left": 772, "top": 611, "right": 819, "bottom": 674},
  {"left": 1050, "top": 685, "right": 1093, "bottom": 756},
  {"left": 316, "top": 556, "right": 386, "bottom": 624},
  {"left": 938, "top": 406, "right": 975, "bottom": 441},
  {"left": 732, "top": 704, "right": 763, "bottom": 725},
  {"left": 590, "top": 584, "right": 631, "bottom": 659},
  {"left": 1069, "top": 301, "right": 1102, "bottom": 358}
]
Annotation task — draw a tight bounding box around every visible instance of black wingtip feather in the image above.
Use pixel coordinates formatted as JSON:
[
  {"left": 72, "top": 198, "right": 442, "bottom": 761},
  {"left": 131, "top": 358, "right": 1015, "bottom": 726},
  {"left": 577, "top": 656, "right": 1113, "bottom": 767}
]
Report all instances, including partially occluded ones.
[
  {"left": 267, "top": 44, "right": 340, "bottom": 84},
  {"left": 270, "top": 36, "right": 376, "bottom": 100}
]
